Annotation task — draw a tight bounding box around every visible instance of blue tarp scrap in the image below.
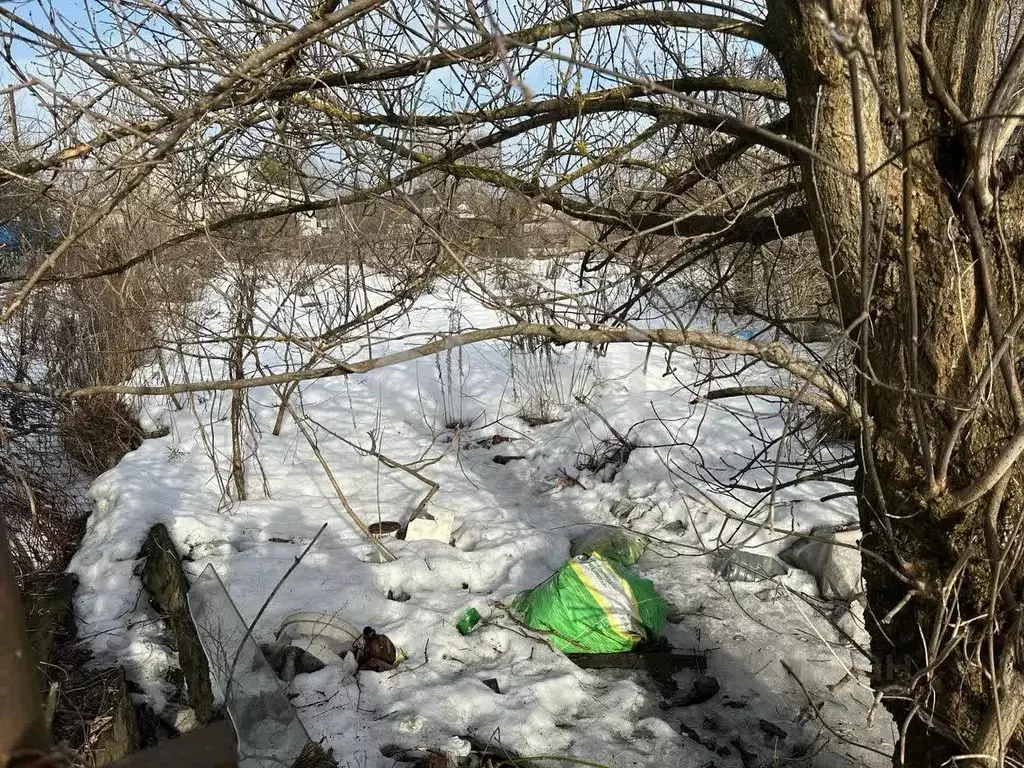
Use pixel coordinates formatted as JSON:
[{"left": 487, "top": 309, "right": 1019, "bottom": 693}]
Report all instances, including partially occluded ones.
[
  {"left": 0, "top": 223, "right": 19, "bottom": 251},
  {"left": 734, "top": 328, "right": 767, "bottom": 340}
]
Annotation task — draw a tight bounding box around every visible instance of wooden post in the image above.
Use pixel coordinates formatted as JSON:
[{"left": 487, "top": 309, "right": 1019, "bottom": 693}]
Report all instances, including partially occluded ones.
[
  {"left": 0, "top": 517, "right": 49, "bottom": 765},
  {"left": 109, "top": 721, "right": 237, "bottom": 768}
]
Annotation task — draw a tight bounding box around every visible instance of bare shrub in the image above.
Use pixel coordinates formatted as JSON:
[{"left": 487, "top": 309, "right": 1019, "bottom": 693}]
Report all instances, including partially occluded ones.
[
  {"left": 59, "top": 397, "right": 143, "bottom": 476},
  {"left": 510, "top": 340, "right": 572, "bottom": 426},
  {"left": 1, "top": 465, "right": 87, "bottom": 577},
  {"left": 436, "top": 307, "right": 471, "bottom": 431},
  {"left": 0, "top": 387, "right": 89, "bottom": 576},
  {"left": 0, "top": 217, "right": 207, "bottom": 569}
]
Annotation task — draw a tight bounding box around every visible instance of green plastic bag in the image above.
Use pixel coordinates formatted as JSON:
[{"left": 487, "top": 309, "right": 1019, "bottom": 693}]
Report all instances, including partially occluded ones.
[
  {"left": 510, "top": 553, "right": 667, "bottom": 653},
  {"left": 570, "top": 528, "right": 648, "bottom": 566}
]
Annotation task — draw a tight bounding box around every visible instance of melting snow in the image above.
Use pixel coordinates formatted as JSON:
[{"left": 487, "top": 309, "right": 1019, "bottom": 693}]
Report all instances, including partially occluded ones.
[{"left": 69, "top": 265, "right": 894, "bottom": 766}]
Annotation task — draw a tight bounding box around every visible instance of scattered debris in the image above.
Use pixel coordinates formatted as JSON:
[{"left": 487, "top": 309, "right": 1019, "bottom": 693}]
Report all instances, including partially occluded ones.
[
  {"left": 473, "top": 434, "right": 515, "bottom": 448},
  {"left": 380, "top": 737, "right": 483, "bottom": 768},
  {"left": 492, "top": 454, "right": 525, "bottom": 465},
  {"left": 608, "top": 498, "right": 661, "bottom": 523},
  {"left": 570, "top": 527, "right": 647, "bottom": 566},
  {"left": 712, "top": 548, "right": 788, "bottom": 583},
  {"left": 260, "top": 643, "right": 328, "bottom": 683},
  {"left": 406, "top": 510, "right": 455, "bottom": 544},
  {"left": 665, "top": 674, "right": 720, "bottom": 707},
  {"left": 511, "top": 553, "right": 668, "bottom": 653},
  {"left": 352, "top": 627, "right": 398, "bottom": 672},
  {"left": 779, "top": 525, "right": 861, "bottom": 601},
  {"left": 520, "top": 410, "right": 564, "bottom": 427},
  {"left": 442, "top": 737, "right": 473, "bottom": 763},
  {"left": 277, "top": 612, "right": 361, "bottom": 662},
  {"left": 565, "top": 649, "right": 706, "bottom": 673},
  {"left": 189, "top": 539, "right": 238, "bottom": 559},
  {"left": 552, "top": 470, "right": 585, "bottom": 489},
  {"left": 687, "top": 722, "right": 799, "bottom": 768},
  {"left": 571, "top": 645, "right": 706, "bottom": 694},
  {"left": 680, "top": 721, "right": 731, "bottom": 757},
  {"left": 758, "top": 719, "right": 787, "bottom": 741},
  {"left": 456, "top": 607, "right": 483, "bottom": 636},
  {"left": 67, "top": 274, "right": 891, "bottom": 767},
  {"left": 609, "top": 498, "right": 641, "bottom": 520},
  {"left": 662, "top": 519, "right": 688, "bottom": 534}
]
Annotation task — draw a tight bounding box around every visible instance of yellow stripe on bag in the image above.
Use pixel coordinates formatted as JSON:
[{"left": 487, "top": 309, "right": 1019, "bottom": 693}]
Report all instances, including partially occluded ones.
[{"left": 570, "top": 555, "right": 643, "bottom": 645}]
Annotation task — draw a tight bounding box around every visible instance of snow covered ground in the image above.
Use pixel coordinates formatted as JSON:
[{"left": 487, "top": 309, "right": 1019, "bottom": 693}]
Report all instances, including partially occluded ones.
[{"left": 69, "top": 262, "right": 895, "bottom": 767}]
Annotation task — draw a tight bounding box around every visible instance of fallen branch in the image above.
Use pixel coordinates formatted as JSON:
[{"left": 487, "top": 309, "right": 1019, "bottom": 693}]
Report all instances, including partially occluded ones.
[
  {"left": 287, "top": 404, "right": 397, "bottom": 563},
  {"left": 0, "top": 323, "right": 859, "bottom": 422},
  {"left": 697, "top": 385, "right": 849, "bottom": 418},
  {"left": 779, "top": 660, "right": 892, "bottom": 760},
  {"left": 303, "top": 418, "right": 441, "bottom": 522}
]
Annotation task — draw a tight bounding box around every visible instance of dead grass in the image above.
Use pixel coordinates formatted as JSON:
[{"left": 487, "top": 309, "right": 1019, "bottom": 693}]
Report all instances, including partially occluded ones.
[
  {"left": 2, "top": 465, "right": 88, "bottom": 576},
  {"left": 59, "top": 397, "right": 144, "bottom": 476},
  {"left": 2, "top": 223, "right": 200, "bottom": 572}
]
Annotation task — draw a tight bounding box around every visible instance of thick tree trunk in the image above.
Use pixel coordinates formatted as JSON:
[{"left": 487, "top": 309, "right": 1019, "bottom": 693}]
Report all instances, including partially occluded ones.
[{"left": 767, "top": 0, "right": 1024, "bottom": 763}]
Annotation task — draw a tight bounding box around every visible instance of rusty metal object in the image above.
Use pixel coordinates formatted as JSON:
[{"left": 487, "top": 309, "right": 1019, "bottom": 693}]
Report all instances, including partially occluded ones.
[
  {"left": 0, "top": 517, "right": 50, "bottom": 766},
  {"left": 366, "top": 521, "right": 400, "bottom": 539},
  {"left": 108, "top": 721, "right": 238, "bottom": 768}
]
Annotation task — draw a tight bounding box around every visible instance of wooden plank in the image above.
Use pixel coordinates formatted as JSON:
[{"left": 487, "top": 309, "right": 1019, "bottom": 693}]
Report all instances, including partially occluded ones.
[
  {"left": 109, "top": 721, "right": 238, "bottom": 768},
  {"left": 565, "top": 650, "right": 707, "bottom": 671}
]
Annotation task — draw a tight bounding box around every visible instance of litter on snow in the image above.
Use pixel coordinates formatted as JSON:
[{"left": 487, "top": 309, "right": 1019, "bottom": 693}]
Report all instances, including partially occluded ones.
[
  {"left": 66, "top": 267, "right": 896, "bottom": 767},
  {"left": 189, "top": 564, "right": 311, "bottom": 768},
  {"left": 569, "top": 526, "right": 648, "bottom": 566},
  {"left": 405, "top": 510, "right": 456, "bottom": 544},
  {"left": 711, "top": 548, "right": 789, "bottom": 583},
  {"left": 510, "top": 552, "right": 668, "bottom": 654}
]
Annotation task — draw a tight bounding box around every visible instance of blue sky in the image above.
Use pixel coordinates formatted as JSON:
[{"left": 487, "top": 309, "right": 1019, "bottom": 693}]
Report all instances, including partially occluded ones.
[
  {"left": 4, "top": 0, "right": 742, "bottom": 98},
  {"left": 1, "top": 0, "right": 761, "bottom": 189}
]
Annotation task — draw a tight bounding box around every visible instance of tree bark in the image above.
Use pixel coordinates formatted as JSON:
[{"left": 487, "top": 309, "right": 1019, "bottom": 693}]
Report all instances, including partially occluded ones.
[{"left": 767, "top": 0, "right": 1024, "bottom": 763}]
